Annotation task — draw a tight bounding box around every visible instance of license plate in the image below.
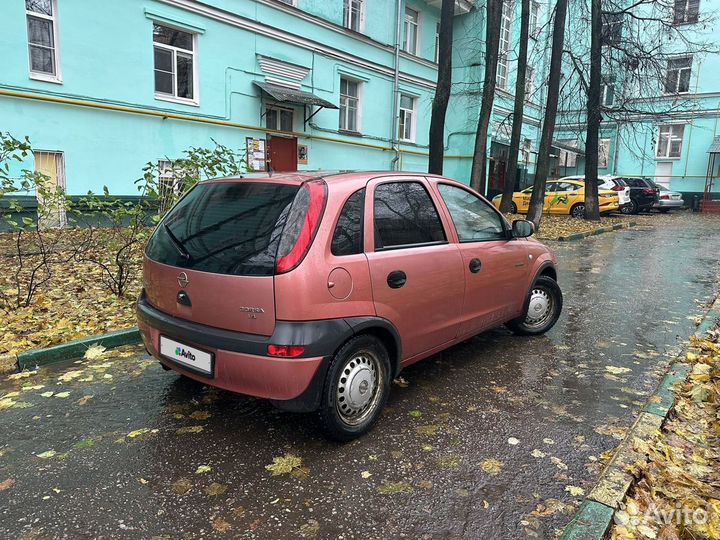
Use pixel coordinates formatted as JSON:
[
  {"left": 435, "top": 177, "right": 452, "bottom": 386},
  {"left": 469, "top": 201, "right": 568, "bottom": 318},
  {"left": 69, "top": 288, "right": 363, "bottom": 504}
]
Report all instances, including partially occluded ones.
[{"left": 160, "top": 336, "right": 213, "bottom": 376}]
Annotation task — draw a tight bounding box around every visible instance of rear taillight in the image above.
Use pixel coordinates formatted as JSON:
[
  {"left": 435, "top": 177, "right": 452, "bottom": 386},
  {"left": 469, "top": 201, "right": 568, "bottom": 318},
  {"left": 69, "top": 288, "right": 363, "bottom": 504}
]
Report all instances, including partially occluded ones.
[
  {"left": 611, "top": 185, "right": 623, "bottom": 191},
  {"left": 267, "top": 345, "right": 305, "bottom": 357},
  {"left": 275, "top": 180, "right": 327, "bottom": 274},
  {"left": 661, "top": 194, "right": 670, "bottom": 200},
  {"left": 642, "top": 188, "right": 656, "bottom": 194}
]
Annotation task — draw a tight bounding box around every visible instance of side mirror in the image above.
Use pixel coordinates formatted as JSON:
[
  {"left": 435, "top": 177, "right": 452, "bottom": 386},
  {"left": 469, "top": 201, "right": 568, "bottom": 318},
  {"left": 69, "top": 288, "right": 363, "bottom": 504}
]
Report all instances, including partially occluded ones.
[{"left": 512, "top": 219, "right": 535, "bottom": 238}]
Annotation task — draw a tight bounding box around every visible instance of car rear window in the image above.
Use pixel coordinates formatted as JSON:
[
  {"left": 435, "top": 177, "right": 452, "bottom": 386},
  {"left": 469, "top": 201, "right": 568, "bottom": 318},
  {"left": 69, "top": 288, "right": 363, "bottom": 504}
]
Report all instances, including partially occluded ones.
[{"left": 146, "top": 181, "right": 299, "bottom": 276}]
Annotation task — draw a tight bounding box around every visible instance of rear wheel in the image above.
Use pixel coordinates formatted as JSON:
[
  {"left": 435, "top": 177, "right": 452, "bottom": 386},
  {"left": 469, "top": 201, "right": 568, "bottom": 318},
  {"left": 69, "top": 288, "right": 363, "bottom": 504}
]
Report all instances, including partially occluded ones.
[
  {"left": 507, "top": 276, "right": 563, "bottom": 336},
  {"left": 511, "top": 201, "right": 518, "bottom": 214},
  {"left": 318, "top": 335, "right": 391, "bottom": 441},
  {"left": 570, "top": 203, "right": 585, "bottom": 218},
  {"left": 659, "top": 208, "right": 670, "bottom": 213}
]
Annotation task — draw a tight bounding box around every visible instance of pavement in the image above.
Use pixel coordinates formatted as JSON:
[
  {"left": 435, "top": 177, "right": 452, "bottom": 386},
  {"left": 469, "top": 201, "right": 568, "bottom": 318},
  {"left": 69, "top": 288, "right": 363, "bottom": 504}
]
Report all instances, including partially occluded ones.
[{"left": 1, "top": 212, "right": 720, "bottom": 540}]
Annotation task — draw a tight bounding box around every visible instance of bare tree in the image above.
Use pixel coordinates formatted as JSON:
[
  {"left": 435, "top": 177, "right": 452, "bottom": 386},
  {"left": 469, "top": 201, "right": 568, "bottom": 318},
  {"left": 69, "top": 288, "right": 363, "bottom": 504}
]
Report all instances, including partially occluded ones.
[
  {"left": 470, "top": 0, "right": 503, "bottom": 194},
  {"left": 499, "top": 0, "right": 530, "bottom": 213},
  {"left": 527, "top": 0, "right": 568, "bottom": 229},
  {"left": 428, "top": 0, "right": 455, "bottom": 175},
  {"left": 583, "top": 0, "right": 602, "bottom": 221}
]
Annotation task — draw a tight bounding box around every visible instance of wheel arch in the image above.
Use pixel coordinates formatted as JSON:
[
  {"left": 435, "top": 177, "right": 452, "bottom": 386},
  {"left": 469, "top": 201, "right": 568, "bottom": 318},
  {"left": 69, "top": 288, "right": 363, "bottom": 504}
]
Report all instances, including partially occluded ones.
[{"left": 345, "top": 317, "right": 402, "bottom": 379}]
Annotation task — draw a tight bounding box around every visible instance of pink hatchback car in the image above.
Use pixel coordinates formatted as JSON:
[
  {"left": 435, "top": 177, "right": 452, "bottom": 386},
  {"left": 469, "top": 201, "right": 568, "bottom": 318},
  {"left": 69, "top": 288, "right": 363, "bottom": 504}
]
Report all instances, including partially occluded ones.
[{"left": 138, "top": 172, "right": 562, "bottom": 440}]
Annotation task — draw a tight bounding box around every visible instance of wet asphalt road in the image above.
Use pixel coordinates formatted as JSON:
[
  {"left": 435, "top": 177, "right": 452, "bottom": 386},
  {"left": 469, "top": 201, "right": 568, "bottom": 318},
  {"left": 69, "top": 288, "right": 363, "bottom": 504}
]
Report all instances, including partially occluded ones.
[{"left": 2, "top": 213, "right": 720, "bottom": 540}]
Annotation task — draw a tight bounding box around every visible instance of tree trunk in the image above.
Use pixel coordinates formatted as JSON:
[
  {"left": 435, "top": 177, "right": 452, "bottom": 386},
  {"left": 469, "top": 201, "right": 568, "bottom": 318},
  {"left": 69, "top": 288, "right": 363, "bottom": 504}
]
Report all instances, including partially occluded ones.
[
  {"left": 526, "top": 0, "right": 568, "bottom": 229},
  {"left": 583, "top": 0, "right": 602, "bottom": 221},
  {"left": 499, "top": 0, "right": 530, "bottom": 213},
  {"left": 470, "top": 0, "right": 503, "bottom": 194},
  {"left": 428, "top": 0, "right": 455, "bottom": 175}
]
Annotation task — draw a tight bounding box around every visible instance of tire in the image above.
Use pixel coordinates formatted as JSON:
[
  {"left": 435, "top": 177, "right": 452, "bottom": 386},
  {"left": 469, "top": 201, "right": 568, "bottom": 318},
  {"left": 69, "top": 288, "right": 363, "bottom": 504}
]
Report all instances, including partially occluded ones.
[
  {"left": 511, "top": 201, "right": 518, "bottom": 214},
  {"left": 318, "top": 335, "right": 391, "bottom": 441},
  {"left": 507, "top": 276, "right": 563, "bottom": 336},
  {"left": 570, "top": 203, "right": 585, "bottom": 218},
  {"left": 620, "top": 200, "right": 637, "bottom": 215},
  {"left": 659, "top": 208, "right": 670, "bottom": 213}
]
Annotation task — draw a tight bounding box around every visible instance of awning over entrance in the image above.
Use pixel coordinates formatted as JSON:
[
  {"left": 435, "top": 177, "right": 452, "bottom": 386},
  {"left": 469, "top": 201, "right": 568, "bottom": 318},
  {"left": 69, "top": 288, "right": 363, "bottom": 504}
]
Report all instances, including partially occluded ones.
[
  {"left": 552, "top": 140, "right": 585, "bottom": 156},
  {"left": 253, "top": 81, "right": 338, "bottom": 109},
  {"left": 707, "top": 135, "right": 720, "bottom": 154}
]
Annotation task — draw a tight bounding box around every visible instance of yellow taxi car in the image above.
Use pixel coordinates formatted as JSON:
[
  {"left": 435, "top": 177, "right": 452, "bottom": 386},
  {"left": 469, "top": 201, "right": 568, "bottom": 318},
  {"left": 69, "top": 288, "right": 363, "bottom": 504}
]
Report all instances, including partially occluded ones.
[{"left": 492, "top": 180, "right": 620, "bottom": 218}]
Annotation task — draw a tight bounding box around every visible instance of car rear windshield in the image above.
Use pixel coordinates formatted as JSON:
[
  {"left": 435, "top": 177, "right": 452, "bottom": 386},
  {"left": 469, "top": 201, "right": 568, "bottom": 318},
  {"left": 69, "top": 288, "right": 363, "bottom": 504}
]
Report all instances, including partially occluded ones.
[{"left": 146, "top": 181, "right": 300, "bottom": 276}]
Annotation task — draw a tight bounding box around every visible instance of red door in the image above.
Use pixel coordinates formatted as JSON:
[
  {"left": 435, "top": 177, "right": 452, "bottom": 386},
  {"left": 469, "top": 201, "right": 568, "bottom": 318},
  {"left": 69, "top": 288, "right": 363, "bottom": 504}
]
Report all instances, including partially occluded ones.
[{"left": 267, "top": 136, "right": 297, "bottom": 172}]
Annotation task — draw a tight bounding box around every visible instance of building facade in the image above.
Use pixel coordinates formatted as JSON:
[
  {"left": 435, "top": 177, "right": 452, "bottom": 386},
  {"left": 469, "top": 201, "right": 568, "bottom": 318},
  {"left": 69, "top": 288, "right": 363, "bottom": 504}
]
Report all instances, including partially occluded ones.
[{"left": 1, "top": 0, "right": 555, "bottom": 202}]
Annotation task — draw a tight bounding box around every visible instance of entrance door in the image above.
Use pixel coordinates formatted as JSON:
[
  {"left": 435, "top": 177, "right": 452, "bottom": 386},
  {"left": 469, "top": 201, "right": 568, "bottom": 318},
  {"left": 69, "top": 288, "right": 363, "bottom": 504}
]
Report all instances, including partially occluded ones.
[
  {"left": 267, "top": 136, "right": 297, "bottom": 172},
  {"left": 655, "top": 162, "right": 673, "bottom": 188},
  {"left": 34, "top": 151, "right": 66, "bottom": 228}
]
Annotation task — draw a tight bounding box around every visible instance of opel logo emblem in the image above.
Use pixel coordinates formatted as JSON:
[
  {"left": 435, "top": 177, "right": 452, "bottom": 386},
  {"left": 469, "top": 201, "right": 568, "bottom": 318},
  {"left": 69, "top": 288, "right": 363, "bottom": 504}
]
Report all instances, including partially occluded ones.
[{"left": 177, "top": 272, "right": 189, "bottom": 288}]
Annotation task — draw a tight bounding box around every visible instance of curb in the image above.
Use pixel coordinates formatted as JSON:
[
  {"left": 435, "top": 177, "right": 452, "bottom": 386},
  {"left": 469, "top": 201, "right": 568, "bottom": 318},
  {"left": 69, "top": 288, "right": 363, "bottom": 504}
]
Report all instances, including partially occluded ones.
[
  {"left": 559, "top": 292, "right": 720, "bottom": 540},
  {"left": 556, "top": 221, "right": 637, "bottom": 242},
  {"left": 15, "top": 327, "right": 141, "bottom": 371}
]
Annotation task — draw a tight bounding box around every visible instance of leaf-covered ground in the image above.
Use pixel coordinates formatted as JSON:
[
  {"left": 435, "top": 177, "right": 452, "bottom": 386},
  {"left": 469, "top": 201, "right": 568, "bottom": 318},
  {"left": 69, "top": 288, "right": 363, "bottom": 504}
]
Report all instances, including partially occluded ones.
[
  {"left": 0, "top": 231, "right": 142, "bottom": 360},
  {"left": 530, "top": 212, "right": 677, "bottom": 241},
  {"left": 610, "top": 329, "right": 720, "bottom": 539}
]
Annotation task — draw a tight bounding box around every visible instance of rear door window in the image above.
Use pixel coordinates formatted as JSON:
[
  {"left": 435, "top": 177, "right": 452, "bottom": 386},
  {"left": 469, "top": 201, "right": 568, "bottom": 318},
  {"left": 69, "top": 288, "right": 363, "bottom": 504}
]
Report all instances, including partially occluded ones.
[
  {"left": 331, "top": 188, "right": 365, "bottom": 256},
  {"left": 146, "top": 181, "right": 299, "bottom": 276},
  {"left": 438, "top": 184, "right": 506, "bottom": 242},
  {"left": 373, "top": 182, "right": 446, "bottom": 250}
]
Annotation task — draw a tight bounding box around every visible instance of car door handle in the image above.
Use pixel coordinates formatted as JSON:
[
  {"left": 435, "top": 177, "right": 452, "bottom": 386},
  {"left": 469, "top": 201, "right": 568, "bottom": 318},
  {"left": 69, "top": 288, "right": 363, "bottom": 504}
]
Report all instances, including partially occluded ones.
[
  {"left": 469, "top": 258, "right": 482, "bottom": 273},
  {"left": 387, "top": 270, "right": 407, "bottom": 289}
]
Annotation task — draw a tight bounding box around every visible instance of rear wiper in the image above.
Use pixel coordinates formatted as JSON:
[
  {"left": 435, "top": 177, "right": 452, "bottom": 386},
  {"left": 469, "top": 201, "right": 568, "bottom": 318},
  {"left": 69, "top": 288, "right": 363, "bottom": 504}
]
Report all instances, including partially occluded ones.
[{"left": 163, "top": 223, "right": 192, "bottom": 261}]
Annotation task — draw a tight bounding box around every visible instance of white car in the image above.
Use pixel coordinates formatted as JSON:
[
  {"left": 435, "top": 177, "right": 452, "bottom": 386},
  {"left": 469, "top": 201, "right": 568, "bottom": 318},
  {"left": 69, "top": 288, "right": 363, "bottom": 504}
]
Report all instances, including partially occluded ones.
[{"left": 558, "top": 175, "right": 631, "bottom": 209}]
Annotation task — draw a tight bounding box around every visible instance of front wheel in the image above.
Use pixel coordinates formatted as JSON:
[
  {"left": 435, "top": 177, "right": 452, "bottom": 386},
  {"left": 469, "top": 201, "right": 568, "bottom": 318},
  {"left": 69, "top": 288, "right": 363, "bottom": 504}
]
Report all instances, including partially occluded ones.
[
  {"left": 621, "top": 200, "right": 638, "bottom": 214},
  {"left": 507, "top": 276, "right": 563, "bottom": 336},
  {"left": 318, "top": 335, "right": 391, "bottom": 441}
]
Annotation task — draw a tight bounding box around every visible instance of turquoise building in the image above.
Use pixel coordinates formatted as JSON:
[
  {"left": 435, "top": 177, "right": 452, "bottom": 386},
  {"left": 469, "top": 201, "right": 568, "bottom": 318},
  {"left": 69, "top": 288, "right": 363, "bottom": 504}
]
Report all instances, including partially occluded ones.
[
  {"left": 554, "top": 0, "right": 720, "bottom": 199},
  {"left": 1, "top": 0, "right": 552, "bottom": 202}
]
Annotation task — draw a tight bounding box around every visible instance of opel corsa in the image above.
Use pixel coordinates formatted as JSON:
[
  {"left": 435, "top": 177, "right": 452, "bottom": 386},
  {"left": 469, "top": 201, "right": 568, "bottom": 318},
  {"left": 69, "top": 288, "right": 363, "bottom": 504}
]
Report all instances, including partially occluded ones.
[{"left": 137, "top": 172, "right": 562, "bottom": 440}]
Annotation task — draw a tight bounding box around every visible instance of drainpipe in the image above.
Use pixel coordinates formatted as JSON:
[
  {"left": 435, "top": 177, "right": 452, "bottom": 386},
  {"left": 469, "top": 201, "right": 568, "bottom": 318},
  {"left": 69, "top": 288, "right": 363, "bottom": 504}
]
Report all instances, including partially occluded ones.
[
  {"left": 612, "top": 122, "right": 620, "bottom": 175},
  {"left": 390, "top": 0, "right": 403, "bottom": 171}
]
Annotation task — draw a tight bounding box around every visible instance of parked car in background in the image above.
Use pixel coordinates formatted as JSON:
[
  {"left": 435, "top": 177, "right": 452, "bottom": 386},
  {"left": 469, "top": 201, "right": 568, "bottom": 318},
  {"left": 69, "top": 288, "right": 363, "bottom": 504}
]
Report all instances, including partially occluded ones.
[
  {"left": 492, "top": 180, "right": 620, "bottom": 218},
  {"left": 617, "top": 177, "right": 660, "bottom": 214},
  {"left": 138, "top": 172, "right": 562, "bottom": 440},
  {"left": 652, "top": 185, "right": 684, "bottom": 213},
  {"left": 559, "top": 175, "right": 631, "bottom": 210}
]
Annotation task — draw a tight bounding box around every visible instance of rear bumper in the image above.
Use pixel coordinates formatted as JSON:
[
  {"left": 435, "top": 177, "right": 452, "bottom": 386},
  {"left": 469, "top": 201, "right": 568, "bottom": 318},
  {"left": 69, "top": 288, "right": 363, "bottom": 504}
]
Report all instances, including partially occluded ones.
[
  {"left": 599, "top": 202, "right": 619, "bottom": 213},
  {"left": 653, "top": 199, "right": 684, "bottom": 209},
  {"left": 136, "top": 297, "right": 400, "bottom": 411}
]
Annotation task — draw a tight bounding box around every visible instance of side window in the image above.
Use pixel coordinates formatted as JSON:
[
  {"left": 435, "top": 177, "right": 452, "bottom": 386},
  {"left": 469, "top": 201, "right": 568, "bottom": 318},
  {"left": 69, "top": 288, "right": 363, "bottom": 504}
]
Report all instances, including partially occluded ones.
[
  {"left": 438, "top": 184, "right": 506, "bottom": 242},
  {"left": 374, "top": 182, "right": 446, "bottom": 249},
  {"left": 623, "top": 178, "right": 641, "bottom": 187},
  {"left": 331, "top": 188, "right": 365, "bottom": 256},
  {"left": 545, "top": 183, "right": 558, "bottom": 192}
]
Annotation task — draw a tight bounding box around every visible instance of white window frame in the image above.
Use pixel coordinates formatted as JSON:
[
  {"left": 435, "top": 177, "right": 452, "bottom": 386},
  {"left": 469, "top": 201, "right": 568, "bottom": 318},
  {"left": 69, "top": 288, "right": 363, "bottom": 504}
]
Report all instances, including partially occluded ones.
[
  {"left": 497, "top": 1, "right": 514, "bottom": 90},
  {"left": 656, "top": 124, "right": 685, "bottom": 159},
  {"left": 524, "top": 67, "right": 535, "bottom": 101},
  {"left": 339, "top": 77, "right": 362, "bottom": 133},
  {"left": 663, "top": 55, "right": 692, "bottom": 95},
  {"left": 601, "top": 78, "right": 616, "bottom": 106},
  {"left": 265, "top": 105, "right": 295, "bottom": 132},
  {"left": 26, "top": 0, "right": 62, "bottom": 83},
  {"left": 343, "top": 0, "right": 365, "bottom": 32},
  {"left": 398, "top": 93, "right": 417, "bottom": 143},
  {"left": 598, "top": 139, "right": 611, "bottom": 168},
  {"left": 529, "top": 1, "right": 540, "bottom": 38},
  {"left": 402, "top": 7, "right": 420, "bottom": 55},
  {"left": 153, "top": 23, "right": 199, "bottom": 106},
  {"left": 434, "top": 22, "right": 440, "bottom": 63},
  {"left": 673, "top": 0, "right": 700, "bottom": 25}
]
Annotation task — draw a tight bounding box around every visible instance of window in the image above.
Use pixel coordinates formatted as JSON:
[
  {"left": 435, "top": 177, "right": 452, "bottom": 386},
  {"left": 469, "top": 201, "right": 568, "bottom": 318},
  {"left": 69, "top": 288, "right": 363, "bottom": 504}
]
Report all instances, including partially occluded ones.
[
  {"left": 374, "top": 182, "right": 446, "bottom": 249},
  {"left": 674, "top": 0, "right": 700, "bottom": 24},
  {"left": 434, "top": 22, "right": 440, "bottom": 63},
  {"left": 601, "top": 77, "right": 615, "bottom": 106},
  {"left": 343, "top": 0, "right": 364, "bottom": 32},
  {"left": 656, "top": 124, "right": 685, "bottom": 159},
  {"left": 664, "top": 56, "right": 692, "bottom": 94},
  {"left": 497, "top": 1, "right": 513, "bottom": 89},
  {"left": 601, "top": 12, "right": 623, "bottom": 46},
  {"left": 153, "top": 23, "right": 196, "bottom": 102},
  {"left": 339, "top": 78, "right": 360, "bottom": 132},
  {"left": 529, "top": 1, "right": 540, "bottom": 37},
  {"left": 402, "top": 7, "right": 419, "bottom": 55},
  {"left": 26, "top": 0, "right": 60, "bottom": 80},
  {"left": 525, "top": 67, "right": 535, "bottom": 101},
  {"left": 438, "top": 184, "right": 505, "bottom": 242},
  {"left": 266, "top": 107, "right": 294, "bottom": 131},
  {"left": 599, "top": 139, "right": 610, "bottom": 168},
  {"left": 332, "top": 189, "right": 365, "bottom": 256},
  {"left": 399, "top": 94, "right": 416, "bottom": 142}
]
